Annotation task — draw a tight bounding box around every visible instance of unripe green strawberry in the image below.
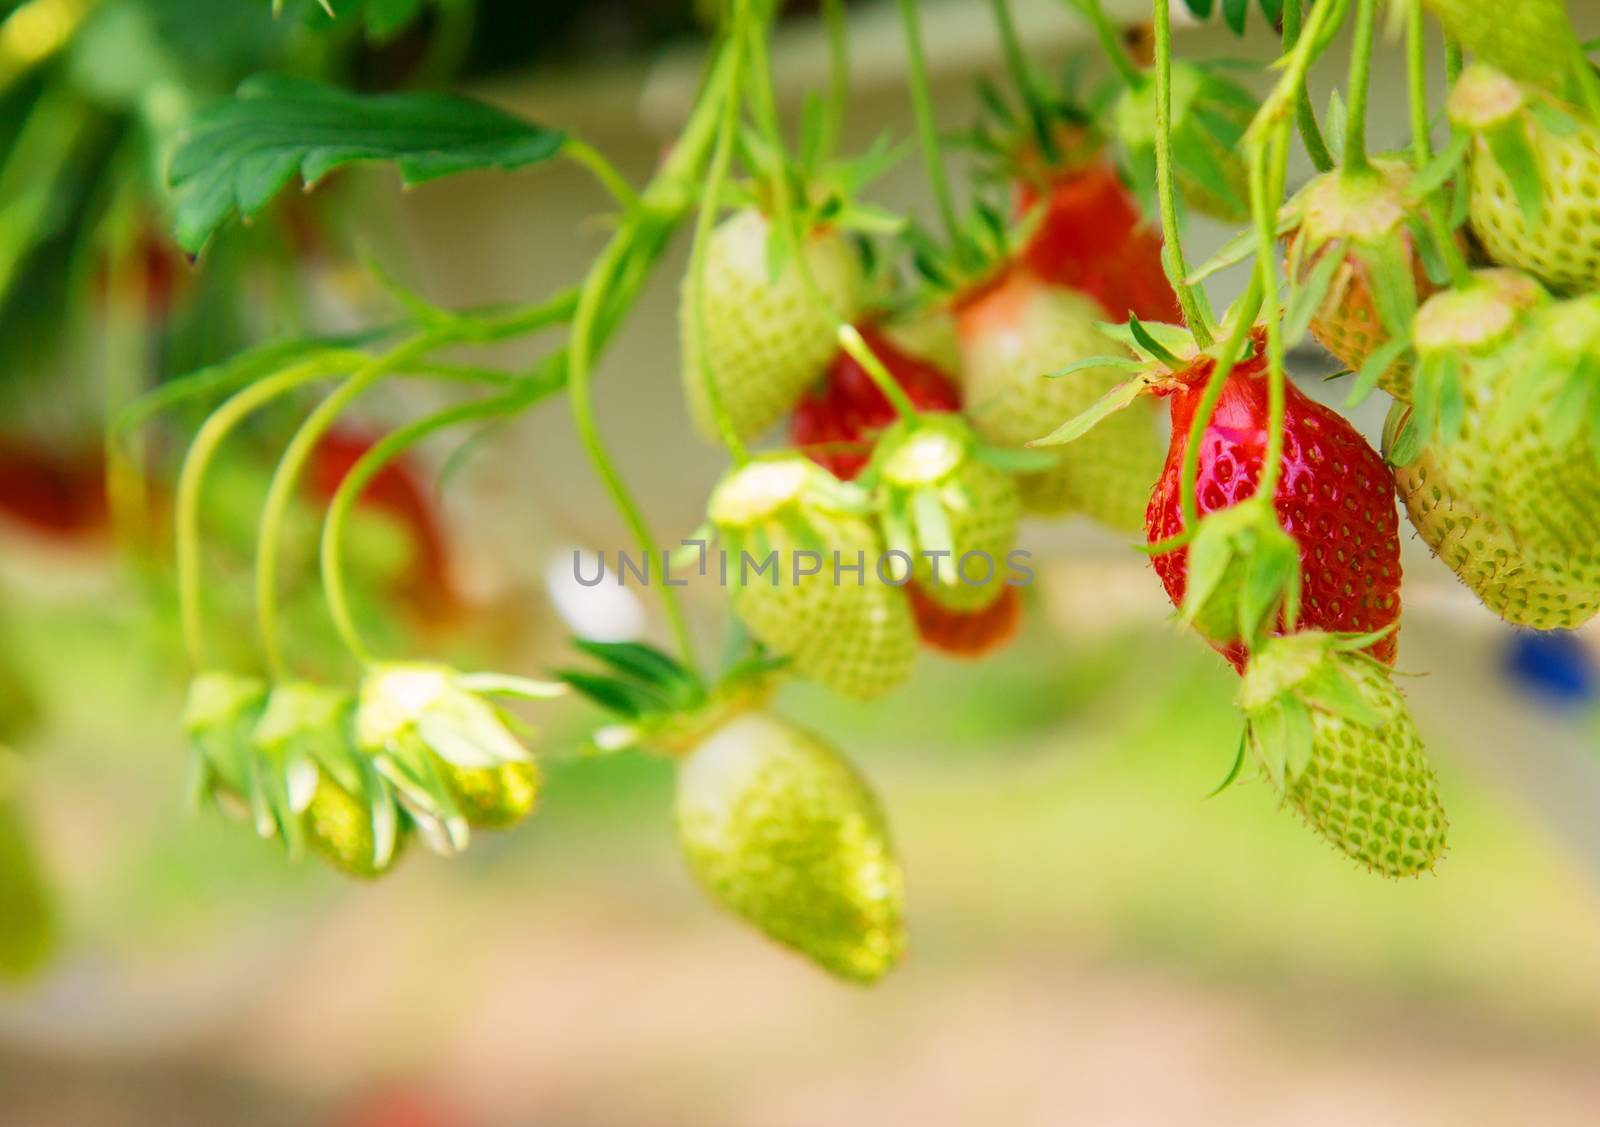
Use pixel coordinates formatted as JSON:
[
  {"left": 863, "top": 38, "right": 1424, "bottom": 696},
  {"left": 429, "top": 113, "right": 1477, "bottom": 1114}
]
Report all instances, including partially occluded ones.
[
  {"left": 674, "top": 712, "right": 905, "bottom": 983},
  {"left": 303, "top": 774, "right": 405, "bottom": 879},
  {"left": 709, "top": 456, "right": 917, "bottom": 700},
  {"left": 1490, "top": 295, "right": 1600, "bottom": 562},
  {"left": 869, "top": 414, "right": 1021, "bottom": 612},
  {"left": 1450, "top": 65, "right": 1600, "bottom": 294},
  {"left": 1386, "top": 271, "right": 1600, "bottom": 629},
  {"left": 1284, "top": 159, "right": 1435, "bottom": 400},
  {"left": 682, "top": 209, "right": 864, "bottom": 443},
  {"left": 1422, "top": 0, "right": 1585, "bottom": 98},
  {"left": 437, "top": 760, "right": 539, "bottom": 830},
  {"left": 954, "top": 270, "right": 1161, "bottom": 531},
  {"left": 1238, "top": 632, "right": 1448, "bottom": 878}
]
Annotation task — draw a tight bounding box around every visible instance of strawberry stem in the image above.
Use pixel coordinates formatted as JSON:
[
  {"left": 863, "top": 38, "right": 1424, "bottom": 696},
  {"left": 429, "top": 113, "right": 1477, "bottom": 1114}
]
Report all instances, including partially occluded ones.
[
  {"left": 255, "top": 336, "right": 436, "bottom": 679},
  {"left": 1247, "top": 125, "right": 1293, "bottom": 504},
  {"left": 837, "top": 325, "right": 919, "bottom": 421},
  {"left": 897, "top": 0, "right": 962, "bottom": 250},
  {"left": 1178, "top": 273, "right": 1263, "bottom": 531},
  {"left": 687, "top": 2, "right": 752, "bottom": 465},
  {"left": 1405, "top": 3, "right": 1472, "bottom": 288},
  {"left": 820, "top": 0, "right": 850, "bottom": 160},
  {"left": 174, "top": 354, "right": 353, "bottom": 670},
  {"left": 1067, "top": 0, "right": 1143, "bottom": 91},
  {"left": 562, "top": 137, "right": 640, "bottom": 212},
  {"left": 1342, "top": 0, "right": 1380, "bottom": 175},
  {"left": 1152, "top": 0, "right": 1215, "bottom": 347},
  {"left": 1282, "top": 0, "right": 1334, "bottom": 173}
]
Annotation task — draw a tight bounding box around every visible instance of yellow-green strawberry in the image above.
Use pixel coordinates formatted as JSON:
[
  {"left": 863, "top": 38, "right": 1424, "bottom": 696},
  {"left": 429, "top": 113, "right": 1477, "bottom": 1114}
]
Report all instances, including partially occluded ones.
[
  {"left": 709, "top": 456, "right": 917, "bottom": 700},
  {"left": 867, "top": 413, "right": 1022, "bottom": 612},
  {"left": 1283, "top": 158, "right": 1436, "bottom": 400},
  {"left": 437, "top": 759, "right": 540, "bottom": 830},
  {"left": 1449, "top": 64, "right": 1600, "bottom": 294},
  {"left": 1385, "top": 270, "right": 1600, "bottom": 629},
  {"left": 953, "top": 269, "right": 1161, "bottom": 530},
  {"left": 674, "top": 711, "right": 905, "bottom": 983},
  {"left": 1490, "top": 294, "right": 1600, "bottom": 561},
  {"left": 1421, "top": 0, "right": 1587, "bottom": 99},
  {"left": 682, "top": 208, "right": 864, "bottom": 443},
  {"left": 303, "top": 773, "right": 406, "bottom": 879},
  {"left": 1238, "top": 632, "right": 1448, "bottom": 878}
]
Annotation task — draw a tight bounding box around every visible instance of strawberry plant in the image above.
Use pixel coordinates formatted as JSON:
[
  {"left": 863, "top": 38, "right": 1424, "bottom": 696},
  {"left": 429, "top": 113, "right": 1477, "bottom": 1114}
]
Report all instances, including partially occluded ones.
[{"left": 24, "top": 0, "right": 1587, "bottom": 983}]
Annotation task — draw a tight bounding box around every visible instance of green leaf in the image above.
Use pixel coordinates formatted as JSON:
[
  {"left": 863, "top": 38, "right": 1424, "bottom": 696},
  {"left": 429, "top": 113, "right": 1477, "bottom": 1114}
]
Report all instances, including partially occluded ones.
[
  {"left": 169, "top": 75, "right": 567, "bottom": 254},
  {"left": 570, "top": 640, "right": 696, "bottom": 698},
  {"left": 359, "top": 0, "right": 428, "bottom": 43},
  {"left": 1030, "top": 379, "right": 1146, "bottom": 448},
  {"left": 1223, "top": 0, "right": 1248, "bottom": 34},
  {"left": 557, "top": 671, "right": 660, "bottom": 719}
]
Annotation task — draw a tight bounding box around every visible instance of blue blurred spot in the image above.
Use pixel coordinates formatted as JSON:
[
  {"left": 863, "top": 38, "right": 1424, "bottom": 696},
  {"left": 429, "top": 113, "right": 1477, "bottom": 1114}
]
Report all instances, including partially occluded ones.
[{"left": 1504, "top": 631, "right": 1597, "bottom": 706}]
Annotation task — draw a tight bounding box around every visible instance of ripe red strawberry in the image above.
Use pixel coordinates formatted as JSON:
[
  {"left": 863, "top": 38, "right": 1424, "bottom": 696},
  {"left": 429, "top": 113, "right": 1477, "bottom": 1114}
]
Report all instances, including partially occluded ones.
[
  {"left": 910, "top": 583, "right": 1022, "bottom": 658},
  {"left": 1015, "top": 160, "right": 1182, "bottom": 324},
  {"left": 790, "top": 325, "right": 962, "bottom": 481},
  {"left": 1147, "top": 338, "right": 1402, "bottom": 671}
]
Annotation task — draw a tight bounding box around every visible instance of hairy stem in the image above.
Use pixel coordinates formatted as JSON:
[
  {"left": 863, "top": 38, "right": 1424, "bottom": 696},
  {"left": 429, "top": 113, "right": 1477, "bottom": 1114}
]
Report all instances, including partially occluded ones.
[
  {"left": 1152, "top": 0, "right": 1214, "bottom": 346},
  {"left": 1342, "top": 0, "right": 1380, "bottom": 175},
  {"left": 1283, "top": 0, "right": 1334, "bottom": 172},
  {"left": 1405, "top": 3, "right": 1472, "bottom": 288},
  {"left": 990, "top": 0, "right": 1056, "bottom": 162}
]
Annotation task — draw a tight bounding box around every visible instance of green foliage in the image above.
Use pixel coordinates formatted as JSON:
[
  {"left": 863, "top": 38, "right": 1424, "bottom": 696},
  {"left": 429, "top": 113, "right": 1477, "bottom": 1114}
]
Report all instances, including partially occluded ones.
[{"left": 168, "top": 74, "right": 565, "bottom": 253}]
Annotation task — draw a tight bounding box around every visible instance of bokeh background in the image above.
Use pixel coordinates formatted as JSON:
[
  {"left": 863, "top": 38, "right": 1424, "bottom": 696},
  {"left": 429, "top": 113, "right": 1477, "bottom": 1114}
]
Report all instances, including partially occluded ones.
[{"left": 4, "top": 1, "right": 1600, "bottom": 1123}]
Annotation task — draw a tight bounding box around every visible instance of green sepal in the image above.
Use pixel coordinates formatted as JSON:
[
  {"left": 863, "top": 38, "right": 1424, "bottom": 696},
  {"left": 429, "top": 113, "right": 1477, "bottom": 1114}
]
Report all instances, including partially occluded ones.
[
  {"left": 1209, "top": 730, "right": 1248, "bottom": 798},
  {"left": 375, "top": 731, "right": 469, "bottom": 855},
  {"left": 1029, "top": 379, "right": 1147, "bottom": 448},
  {"left": 568, "top": 640, "right": 702, "bottom": 707},
  {"left": 1284, "top": 244, "right": 1345, "bottom": 348},
  {"left": 1126, "top": 314, "right": 1186, "bottom": 368},
  {"left": 1353, "top": 238, "right": 1419, "bottom": 339},
  {"left": 881, "top": 490, "right": 916, "bottom": 580},
  {"left": 1482, "top": 116, "right": 1545, "bottom": 228},
  {"left": 557, "top": 670, "right": 670, "bottom": 719},
  {"left": 1409, "top": 130, "right": 1469, "bottom": 199},
  {"left": 1248, "top": 696, "right": 1315, "bottom": 790},
  {"left": 1324, "top": 89, "right": 1348, "bottom": 166},
  {"left": 1295, "top": 662, "right": 1384, "bottom": 731},
  {"left": 1346, "top": 337, "right": 1412, "bottom": 407},
  {"left": 911, "top": 487, "right": 957, "bottom": 577},
  {"left": 1239, "top": 528, "right": 1302, "bottom": 646},
  {"left": 1046, "top": 355, "right": 1145, "bottom": 379}
]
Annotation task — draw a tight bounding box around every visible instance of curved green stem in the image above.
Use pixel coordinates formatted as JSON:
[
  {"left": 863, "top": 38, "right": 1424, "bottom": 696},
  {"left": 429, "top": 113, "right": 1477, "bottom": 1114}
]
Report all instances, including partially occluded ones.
[
  {"left": 897, "top": 0, "right": 960, "bottom": 247},
  {"left": 820, "top": 0, "right": 849, "bottom": 159},
  {"left": 1342, "top": 0, "right": 1380, "bottom": 175},
  {"left": 255, "top": 337, "right": 439, "bottom": 678},
  {"left": 1068, "top": 0, "right": 1142, "bottom": 90},
  {"left": 1152, "top": 0, "right": 1214, "bottom": 346},
  {"left": 175, "top": 355, "right": 353, "bottom": 669},
  {"left": 1248, "top": 126, "right": 1293, "bottom": 504},
  {"left": 1283, "top": 0, "right": 1334, "bottom": 172},
  {"left": 563, "top": 137, "right": 640, "bottom": 212},
  {"left": 320, "top": 379, "right": 561, "bottom": 662},
  {"left": 688, "top": 3, "right": 752, "bottom": 463}
]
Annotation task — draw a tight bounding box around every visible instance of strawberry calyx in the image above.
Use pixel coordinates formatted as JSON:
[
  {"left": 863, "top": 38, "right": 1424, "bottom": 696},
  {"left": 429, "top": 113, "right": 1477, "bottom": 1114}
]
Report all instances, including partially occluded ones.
[
  {"left": 1235, "top": 628, "right": 1407, "bottom": 793},
  {"left": 1386, "top": 268, "right": 1549, "bottom": 464},
  {"left": 1494, "top": 293, "right": 1600, "bottom": 457},
  {"left": 1178, "top": 498, "right": 1302, "bottom": 652},
  {"left": 559, "top": 638, "right": 781, "bottom": 759}
]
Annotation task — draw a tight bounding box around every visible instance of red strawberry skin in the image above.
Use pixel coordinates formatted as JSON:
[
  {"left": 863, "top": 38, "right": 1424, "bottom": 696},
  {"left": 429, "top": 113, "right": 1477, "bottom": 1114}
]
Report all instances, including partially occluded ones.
[
  {"left": 1147, "top": 353, "right": 1402, "bottom": 671},
  {"left": 790, "top": 326, "right": 962, "bottom": 481},
  {"left": 910, "top": 583, "right": 1021, "bottom": 658},
  {"left": 1016, "top": 163, "right": 1182, "bottom": 324}
]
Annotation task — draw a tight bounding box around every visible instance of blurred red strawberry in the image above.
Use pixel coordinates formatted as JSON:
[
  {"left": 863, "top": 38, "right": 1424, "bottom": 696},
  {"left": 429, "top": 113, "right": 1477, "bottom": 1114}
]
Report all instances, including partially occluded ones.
[
  {"left": 0, "top": 439, "right": 108, "bottom": 540},
  {"left": 790, "top": 325, "right": 961, "bottom": 481},
  {"left": 309, "top": 428, "right": 455, "bottom": 618},
  {"left": 1015, "top": 161, "right": 1182, "bottom": 325},
  {"left": 910, "top": 583, "right": 1022, "bottom": 658}
]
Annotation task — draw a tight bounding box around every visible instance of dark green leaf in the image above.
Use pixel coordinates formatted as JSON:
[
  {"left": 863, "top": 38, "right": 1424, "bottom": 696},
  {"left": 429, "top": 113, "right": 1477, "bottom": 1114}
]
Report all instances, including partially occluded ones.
[
  {"left": 571, "top": 640, "right": 698, "bottom": 700},
  {"left": 170, "top": 75, "right": 566, "bottom": 253}
]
